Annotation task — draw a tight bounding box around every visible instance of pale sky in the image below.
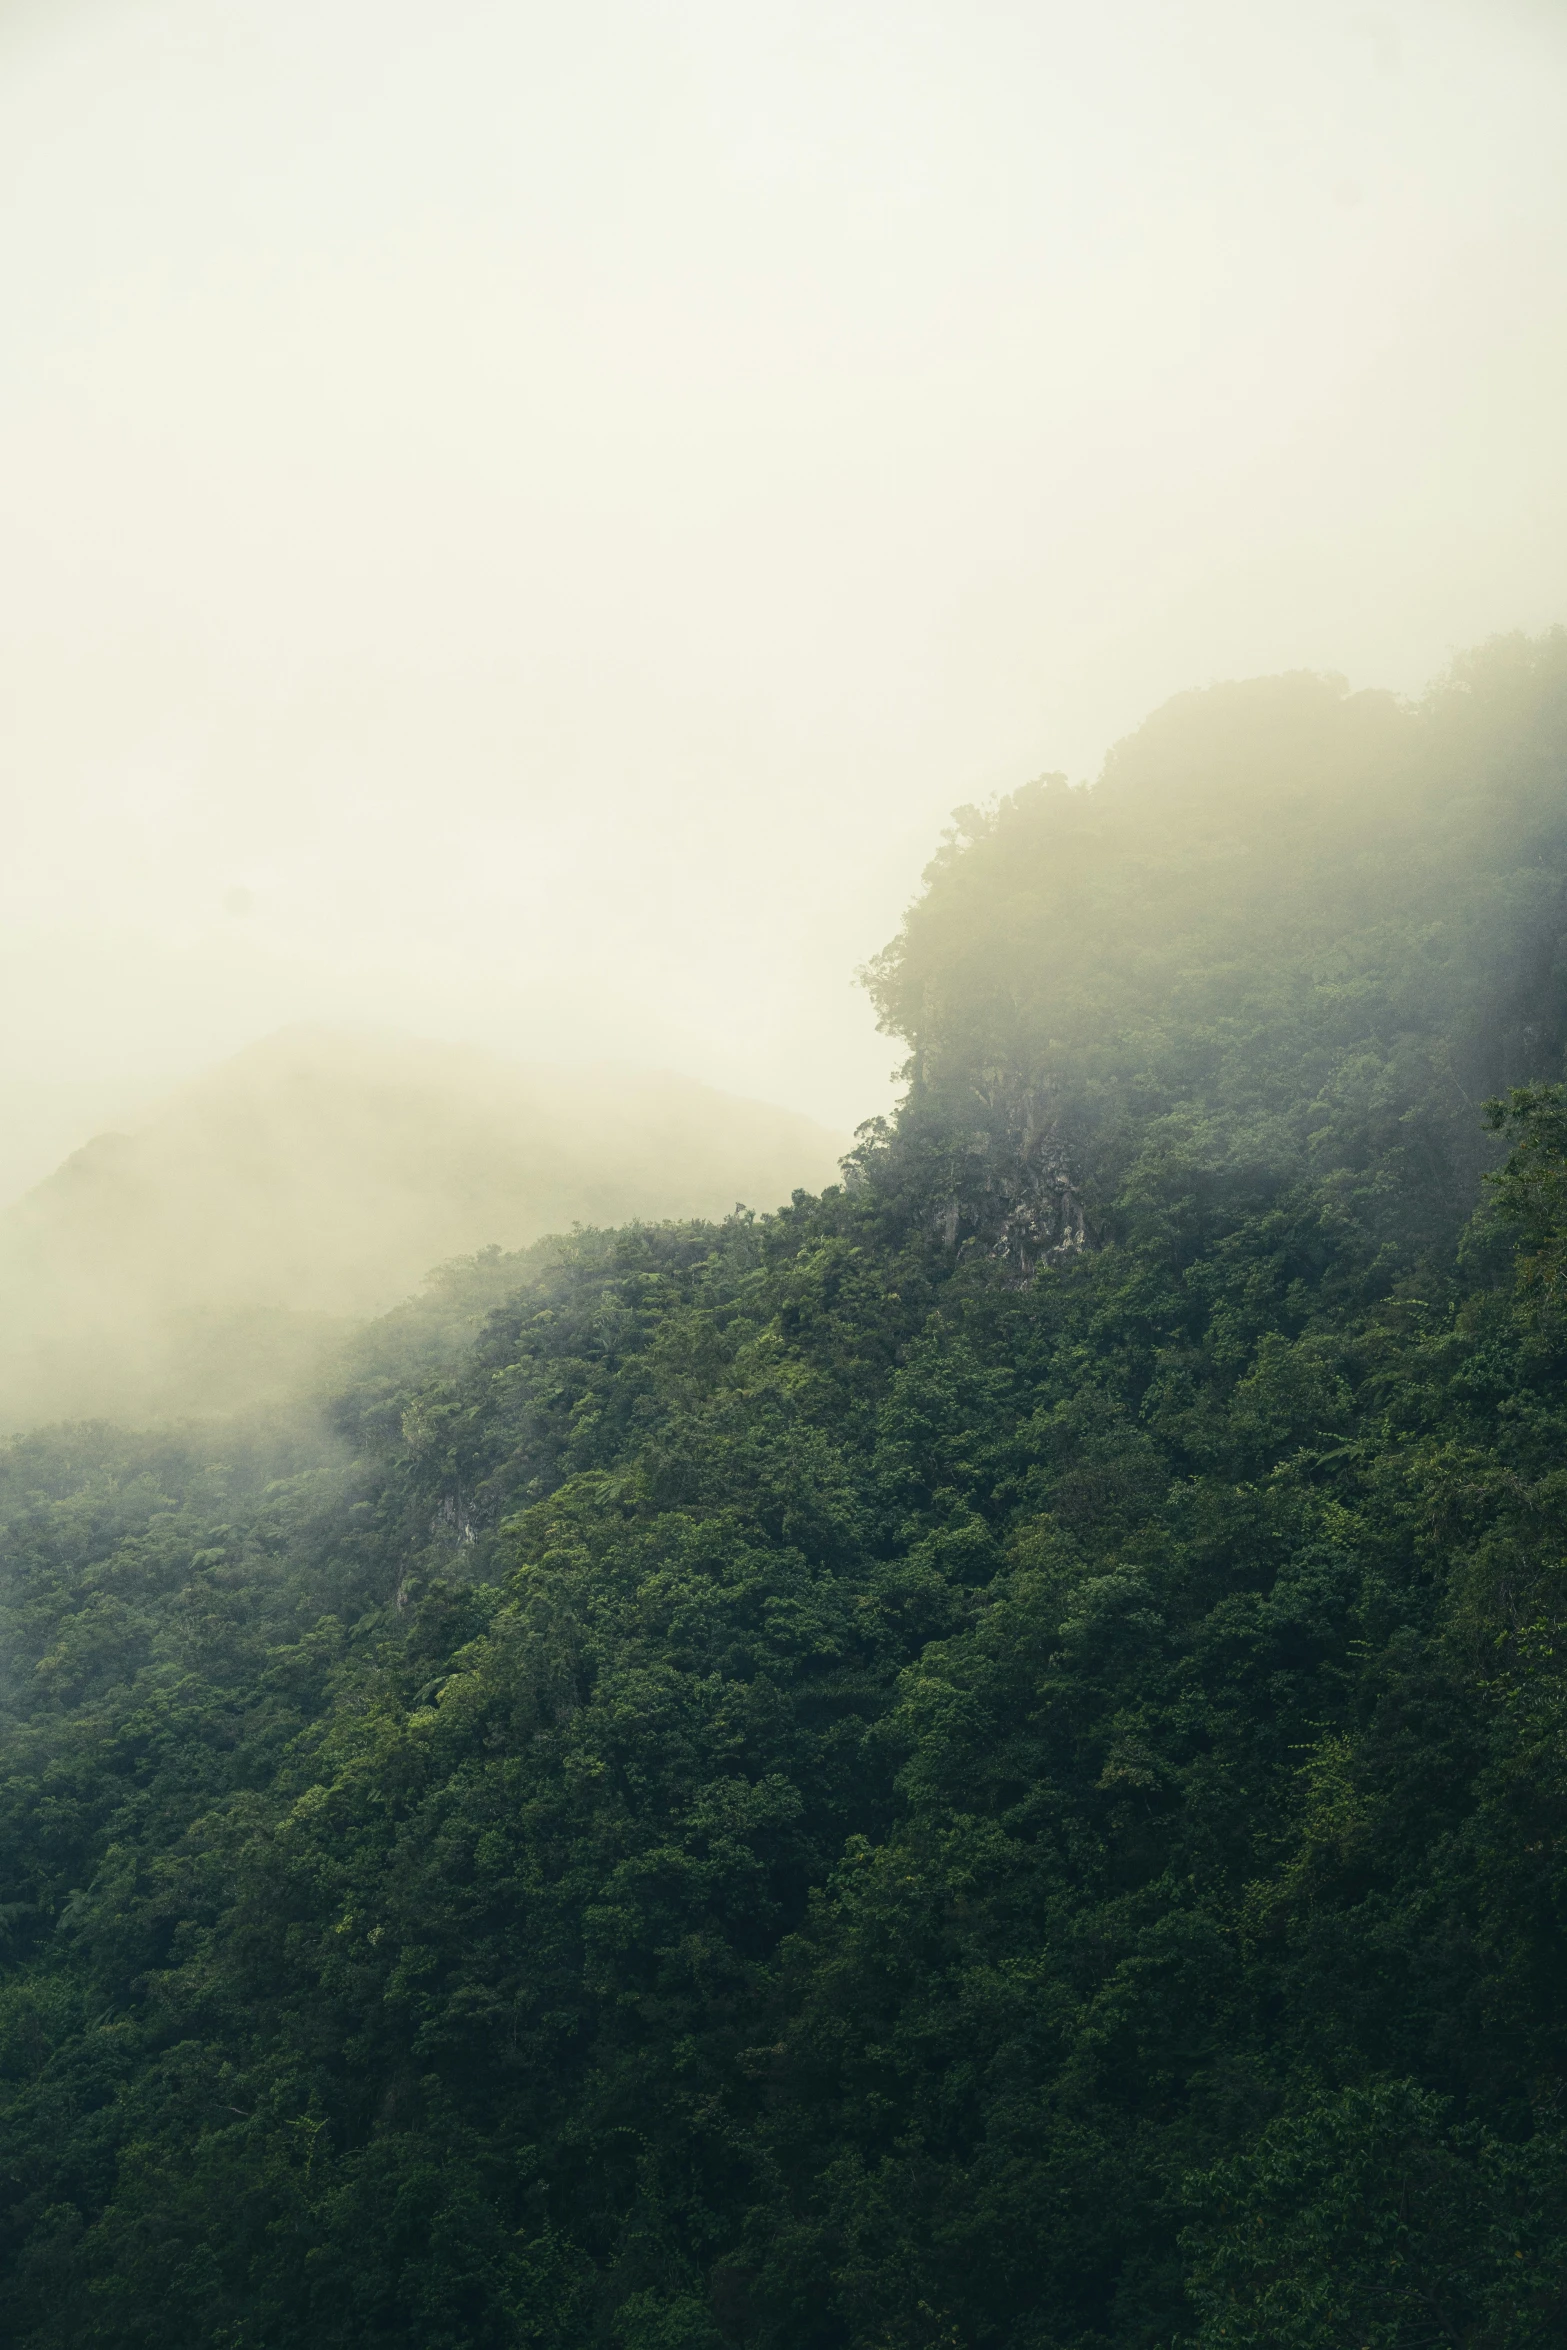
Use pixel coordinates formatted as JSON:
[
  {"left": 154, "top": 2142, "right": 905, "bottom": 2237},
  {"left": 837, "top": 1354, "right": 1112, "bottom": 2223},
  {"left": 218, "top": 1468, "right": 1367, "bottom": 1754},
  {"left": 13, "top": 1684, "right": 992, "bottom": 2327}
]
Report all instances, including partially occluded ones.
[{"left": 3, "top": 0, "right": 1566, "bottom": 1199}]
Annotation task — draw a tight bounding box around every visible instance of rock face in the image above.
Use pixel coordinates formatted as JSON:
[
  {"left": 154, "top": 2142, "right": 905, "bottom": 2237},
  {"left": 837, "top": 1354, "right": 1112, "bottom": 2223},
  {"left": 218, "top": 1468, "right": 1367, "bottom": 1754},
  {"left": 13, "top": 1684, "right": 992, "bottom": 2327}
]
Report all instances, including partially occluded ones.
[
  {"left": 989, "top": 1156, "right": 1092, "bottom": 1280},
  {"left": 925, "top": 1092, "right": 1094, "bottom": 1283}
]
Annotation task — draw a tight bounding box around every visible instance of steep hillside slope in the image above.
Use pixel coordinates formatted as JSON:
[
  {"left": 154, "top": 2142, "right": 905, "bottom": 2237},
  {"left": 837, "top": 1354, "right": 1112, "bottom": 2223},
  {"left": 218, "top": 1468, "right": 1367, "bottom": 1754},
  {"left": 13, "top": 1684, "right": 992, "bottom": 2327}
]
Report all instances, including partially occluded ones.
[
  {"left": 866, "top": 639, "right": 1567, "bottom": 1275},
  {"left": 0, "top": 1030, "right": 844, "bottom": 1426},
  {"left": 4, "top": 637, "right": 1567, "bottom": 2349}
]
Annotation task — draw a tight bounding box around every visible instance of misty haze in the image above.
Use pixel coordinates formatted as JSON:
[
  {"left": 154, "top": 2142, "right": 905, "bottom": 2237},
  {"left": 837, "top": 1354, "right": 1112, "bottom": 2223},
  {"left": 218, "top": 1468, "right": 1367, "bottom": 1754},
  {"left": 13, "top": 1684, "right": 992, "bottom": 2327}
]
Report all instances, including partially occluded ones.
[
  {"left": 0, "top": 1029, "right": 844, "bottom": 1426},
  {"left": 4, "top": 4, "right": 1567, "bottom": 2346}
]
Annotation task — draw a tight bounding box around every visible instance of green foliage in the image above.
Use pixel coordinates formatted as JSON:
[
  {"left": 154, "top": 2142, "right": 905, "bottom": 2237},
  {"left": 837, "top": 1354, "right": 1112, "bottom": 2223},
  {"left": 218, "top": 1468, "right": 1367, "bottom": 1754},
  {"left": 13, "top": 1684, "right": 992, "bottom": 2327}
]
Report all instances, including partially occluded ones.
[
  {"left": 1484, "top": 1083, "right": 1567, "bottom": 1313},
  {"left": 5, "top": 639, "right": 1567, "bottom": 2344},
  {"left": 1182, "top": 2082, "right": 1567, "bottom": 2348}
]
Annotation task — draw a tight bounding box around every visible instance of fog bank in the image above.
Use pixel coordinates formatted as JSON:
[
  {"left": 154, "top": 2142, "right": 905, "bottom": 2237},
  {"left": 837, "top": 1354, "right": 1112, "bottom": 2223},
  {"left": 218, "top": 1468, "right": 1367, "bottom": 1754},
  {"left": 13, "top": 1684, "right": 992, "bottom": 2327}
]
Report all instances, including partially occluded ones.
[
  {"left": 0, "top": 1029, "right": 844, "bottom": 1428},
  {"left": 4, "top": 0, "right": 1566, "bottom": 1189}
]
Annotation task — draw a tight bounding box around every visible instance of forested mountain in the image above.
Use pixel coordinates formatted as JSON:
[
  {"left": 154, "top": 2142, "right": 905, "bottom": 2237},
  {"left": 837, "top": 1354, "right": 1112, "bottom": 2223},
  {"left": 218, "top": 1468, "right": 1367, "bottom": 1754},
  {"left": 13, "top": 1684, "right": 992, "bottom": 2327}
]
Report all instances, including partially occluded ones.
[
  {"left": 0, "top": 1032, "right": 843, "bottom": 1429},
  {"left": 5, "top": 635, "right": 1567, "bottom": 2347}
]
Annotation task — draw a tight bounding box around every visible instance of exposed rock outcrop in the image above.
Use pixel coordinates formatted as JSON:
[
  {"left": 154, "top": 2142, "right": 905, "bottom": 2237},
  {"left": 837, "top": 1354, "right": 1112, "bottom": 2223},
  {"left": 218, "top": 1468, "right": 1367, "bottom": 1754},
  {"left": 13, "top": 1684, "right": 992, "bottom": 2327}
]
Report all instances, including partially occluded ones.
[{"left": 927, "top": 1091, "right": 1095, "bottom": 1281}]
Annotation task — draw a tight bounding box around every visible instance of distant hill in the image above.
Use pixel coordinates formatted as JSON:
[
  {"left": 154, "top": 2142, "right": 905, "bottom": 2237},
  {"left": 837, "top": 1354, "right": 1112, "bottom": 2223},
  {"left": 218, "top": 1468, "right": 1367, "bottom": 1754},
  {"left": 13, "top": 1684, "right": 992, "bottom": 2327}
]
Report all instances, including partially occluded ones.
[{"left": 0, "top": 1028, "right": 844, "bottom": 1427}]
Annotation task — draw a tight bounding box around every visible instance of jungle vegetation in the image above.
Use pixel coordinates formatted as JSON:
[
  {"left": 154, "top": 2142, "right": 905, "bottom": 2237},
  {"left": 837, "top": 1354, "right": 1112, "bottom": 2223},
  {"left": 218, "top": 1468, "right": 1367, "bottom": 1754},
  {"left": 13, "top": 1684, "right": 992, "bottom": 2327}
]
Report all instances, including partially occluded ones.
[{"left": 5, "top": 635, "right": 1567, "bottom": 2346}]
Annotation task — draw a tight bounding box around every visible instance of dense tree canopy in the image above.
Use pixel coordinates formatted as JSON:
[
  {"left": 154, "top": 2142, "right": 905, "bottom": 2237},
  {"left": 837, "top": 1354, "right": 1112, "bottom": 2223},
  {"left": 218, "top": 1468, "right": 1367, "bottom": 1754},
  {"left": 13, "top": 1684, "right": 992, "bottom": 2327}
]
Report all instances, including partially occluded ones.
[{"left": 4, "top": 635, "right": 1567, "bottom": 2346}]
